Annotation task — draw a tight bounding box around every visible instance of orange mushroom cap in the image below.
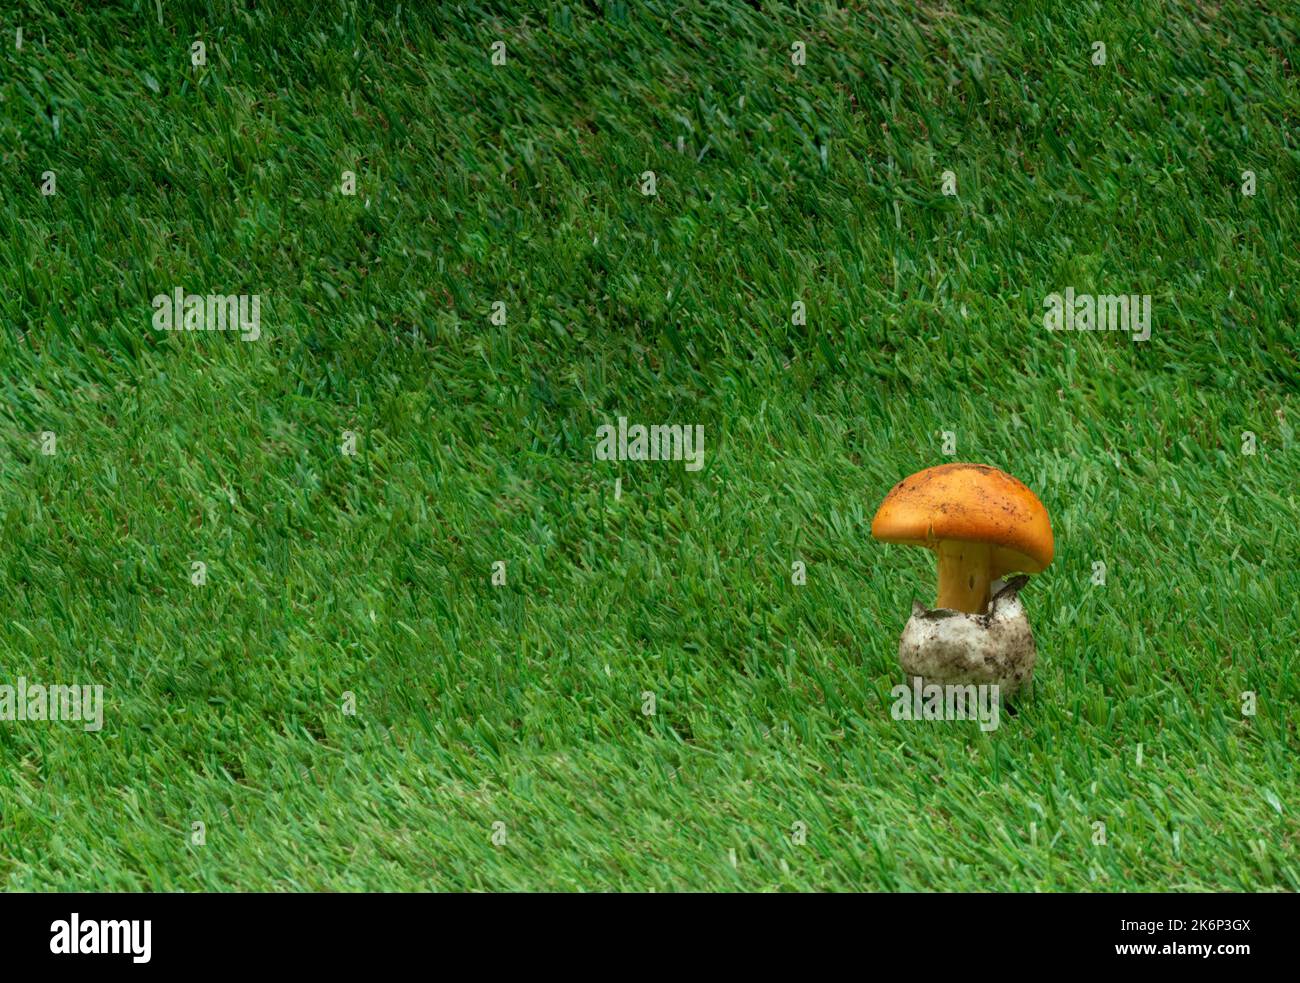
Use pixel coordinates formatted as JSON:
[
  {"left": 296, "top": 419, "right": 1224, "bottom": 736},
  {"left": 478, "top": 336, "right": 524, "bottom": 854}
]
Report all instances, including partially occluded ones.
[{"left": 871, "top": 463, "right": 1054, "bottom": 577}]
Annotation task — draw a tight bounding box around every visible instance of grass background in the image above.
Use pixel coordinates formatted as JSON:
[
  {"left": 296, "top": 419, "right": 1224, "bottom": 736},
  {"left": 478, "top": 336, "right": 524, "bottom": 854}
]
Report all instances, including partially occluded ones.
[{"left": 0, "top": 0, "right": 1296, "bottom": 890}]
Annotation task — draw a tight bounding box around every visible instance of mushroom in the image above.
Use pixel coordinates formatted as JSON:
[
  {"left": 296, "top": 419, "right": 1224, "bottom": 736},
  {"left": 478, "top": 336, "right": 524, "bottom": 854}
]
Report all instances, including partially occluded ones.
[{"left": 871, "top": 463, "right": 1054, "bottom": 696}]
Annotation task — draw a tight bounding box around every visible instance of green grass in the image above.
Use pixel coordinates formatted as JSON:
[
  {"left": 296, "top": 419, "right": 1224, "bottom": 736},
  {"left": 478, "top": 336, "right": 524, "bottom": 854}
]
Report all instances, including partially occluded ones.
[{"left": 0, "top": 0, "right": 1297, "bottom": 891}]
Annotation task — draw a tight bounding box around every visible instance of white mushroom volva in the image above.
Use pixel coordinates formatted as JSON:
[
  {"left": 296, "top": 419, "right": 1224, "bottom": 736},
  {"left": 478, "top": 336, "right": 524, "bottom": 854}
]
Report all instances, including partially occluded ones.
[{"left": 898, "top": 577, "right": 1036, "bottom": 696}]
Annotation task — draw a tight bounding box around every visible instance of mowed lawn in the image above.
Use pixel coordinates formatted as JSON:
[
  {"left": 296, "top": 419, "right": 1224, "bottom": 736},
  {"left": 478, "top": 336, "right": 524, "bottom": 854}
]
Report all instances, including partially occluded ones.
[{"left": 0, "top": 1, "right": 1296, "bottom": 890}]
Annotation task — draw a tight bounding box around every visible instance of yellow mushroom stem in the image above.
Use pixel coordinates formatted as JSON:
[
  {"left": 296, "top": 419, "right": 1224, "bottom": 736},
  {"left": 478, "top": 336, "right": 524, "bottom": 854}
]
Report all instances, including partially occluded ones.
[{"left": 934, "top": 540, "right": 994, "bottom": 614}]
